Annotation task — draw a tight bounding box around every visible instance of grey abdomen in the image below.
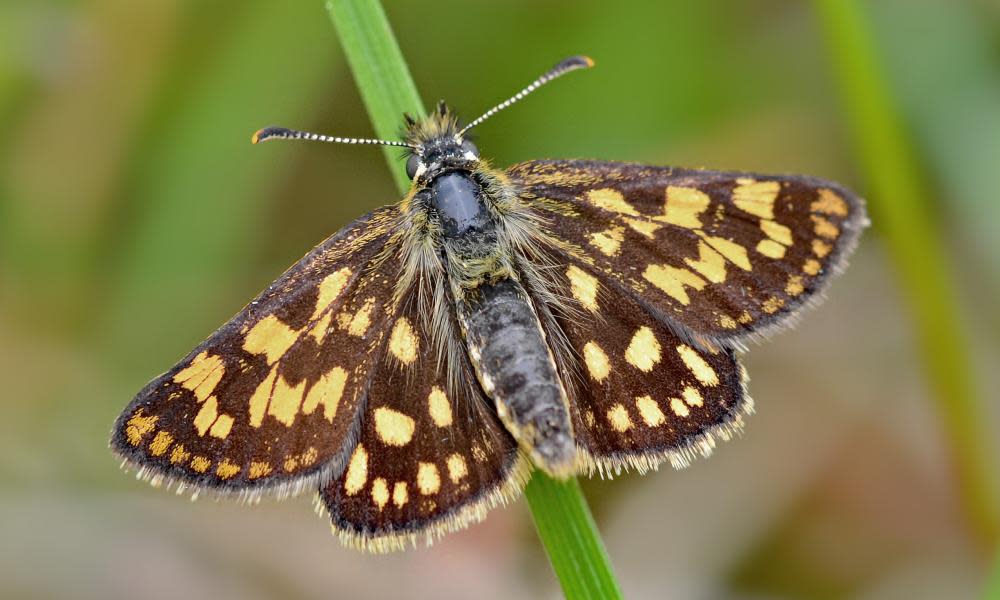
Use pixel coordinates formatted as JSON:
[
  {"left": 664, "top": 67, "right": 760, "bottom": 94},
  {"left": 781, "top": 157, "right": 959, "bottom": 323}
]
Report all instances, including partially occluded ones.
[{"left": 457, "top": 278, "right": 576, "bottom": 475}]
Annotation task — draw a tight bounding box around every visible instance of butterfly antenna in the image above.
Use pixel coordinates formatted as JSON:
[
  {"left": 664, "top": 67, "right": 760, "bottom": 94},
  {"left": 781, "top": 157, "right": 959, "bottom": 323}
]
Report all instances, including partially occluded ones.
[
  {"left": 457, "top": 55, "right": 594, "bottom": 138},
  {"left": 251, "top": 126, "right": 415, "bottom": 149}
]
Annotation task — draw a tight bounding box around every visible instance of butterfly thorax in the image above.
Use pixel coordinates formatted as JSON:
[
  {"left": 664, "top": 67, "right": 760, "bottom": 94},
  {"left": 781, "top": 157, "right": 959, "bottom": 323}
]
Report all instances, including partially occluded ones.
[{"left": 399, "top": 105, "right": 578, "bottom": 476}]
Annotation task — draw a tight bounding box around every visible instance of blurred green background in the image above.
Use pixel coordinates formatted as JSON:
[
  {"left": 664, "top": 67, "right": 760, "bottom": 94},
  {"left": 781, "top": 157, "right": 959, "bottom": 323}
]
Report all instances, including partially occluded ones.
[{"left": 2, "top": 0, "right": 999, "bottom": 598}]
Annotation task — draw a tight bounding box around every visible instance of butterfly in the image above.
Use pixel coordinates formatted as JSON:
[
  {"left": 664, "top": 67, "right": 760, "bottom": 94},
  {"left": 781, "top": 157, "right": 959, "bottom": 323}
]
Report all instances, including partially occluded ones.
[{"left": 111, "top": 55, "right": 868, "bottom": 552}]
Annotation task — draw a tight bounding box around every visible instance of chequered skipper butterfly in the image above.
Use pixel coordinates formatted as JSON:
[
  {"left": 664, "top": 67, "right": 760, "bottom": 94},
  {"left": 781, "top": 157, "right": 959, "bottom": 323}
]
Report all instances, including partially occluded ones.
[{"left": 111, "top": 56, "right": 868, "bottom": 552}]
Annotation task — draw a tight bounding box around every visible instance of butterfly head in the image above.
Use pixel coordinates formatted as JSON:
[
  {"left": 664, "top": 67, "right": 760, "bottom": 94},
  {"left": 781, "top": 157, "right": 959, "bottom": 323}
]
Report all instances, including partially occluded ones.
[{"left": 402, "top": 101, "right": 480, "bottom": 184}]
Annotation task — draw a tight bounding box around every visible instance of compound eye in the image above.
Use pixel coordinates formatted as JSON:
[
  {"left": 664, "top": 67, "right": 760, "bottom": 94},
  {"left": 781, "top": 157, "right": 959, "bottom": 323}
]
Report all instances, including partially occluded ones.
[
  {"left": 460, "top": 139, "right": 479, "bottom": 157},
  {"left": 405, "top": 153, "right": 422, "bottom": 179}
]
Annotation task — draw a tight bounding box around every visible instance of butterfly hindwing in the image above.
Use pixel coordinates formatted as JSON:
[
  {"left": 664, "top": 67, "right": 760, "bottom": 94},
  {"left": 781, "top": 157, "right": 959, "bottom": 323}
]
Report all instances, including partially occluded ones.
[
  {"left": 318, "top": 299, "right": 530, "bottom": 552},
  {"left": 111, "top": 206, "right": 403, "bottom": 497},
  {"left": 548, "top": 261, "right": 751, "bottom": 474},
  {"left": 509, "top": 159, "right": 867, "bottom": 347}
]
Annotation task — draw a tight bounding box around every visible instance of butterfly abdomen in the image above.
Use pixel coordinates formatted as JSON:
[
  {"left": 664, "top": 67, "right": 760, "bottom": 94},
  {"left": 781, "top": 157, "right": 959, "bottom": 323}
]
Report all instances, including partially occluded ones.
[
  {"left": 457, "top": 278, "right": 576, "bottom": 476},
  {"left": 426, "top": 167, "right": 576, "bottom": 476}
]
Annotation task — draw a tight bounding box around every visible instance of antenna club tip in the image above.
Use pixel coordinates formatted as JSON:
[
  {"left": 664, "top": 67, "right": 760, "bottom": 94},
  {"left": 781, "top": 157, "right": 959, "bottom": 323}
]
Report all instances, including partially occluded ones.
[
  {"left": 252, "top": 126, "right": 292, "bottom": 144},
  {"left": 558, "top": 55, "right": 595, "bottom": 71},
  {"left": 251, "top": 129, "right": 264, "bottom": 144},
  {"left": 581, "top": 55, "right": 595, "bottom": 68}
]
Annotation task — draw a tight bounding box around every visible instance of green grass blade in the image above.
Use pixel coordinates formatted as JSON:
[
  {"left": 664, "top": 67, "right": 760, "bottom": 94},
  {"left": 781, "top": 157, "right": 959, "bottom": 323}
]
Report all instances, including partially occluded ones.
[
  {"left": 526, "top": 473, "right": 625, "bottom": 600},
  {"left": 325, "top": 0, "right": 622, "bottom": 596},
  {"left": 813, "top": 0, "right": 999, "bottom": 549}
]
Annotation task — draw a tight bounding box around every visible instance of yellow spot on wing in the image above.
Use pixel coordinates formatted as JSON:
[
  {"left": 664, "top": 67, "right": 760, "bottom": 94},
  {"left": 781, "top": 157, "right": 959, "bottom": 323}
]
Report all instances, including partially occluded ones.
[
  {"left": 585, "top": 188, "right": 638, "bottom": 216},
  {"left": 625, "top": 326, "right": 662, "bottom": 372},
  {"left": 718, "top": 315, "right": 737, "bottom": 329},
  {"left": 803, "top": 259, "right": 821, "bottom": 275},
  {"left": 249, "top": 461, "right": 272, "bottom": 479},
  {"left": 372, "top": 477, "right": 389, "bottom": 510},
  {"left": 417, "top": 462, "right": 441, "bottom": 495},
  {"left": 701, "top": 235, "right": 752, "bottom": 271},
  {"left": 811, "top": 215, "right": 839, "bottom": 239},
  {"left": 302, "top": 366, "right": 347, "bottom": 421},
  {"left": 660, "top": 186, "right": 710, "bottom": 228},
  {"left": 308, "top": 311, "right": 332, "bottom": 344},
  {"left": 345, "top": 298, "right": 375, "bottom": 337},
  {"left": 209, "top": 413, "right": 234, "bottom": 439},
  {"left": 588, "top": 226, "right": 624, "bottom": 256},
  {"left": 635, "top": 395, "right": 665, "bottom": 426},
  {"left": 374, "top": 407, "right": 416, "bottom": 446},
  {"left": 149, "top": 431, "right": 173, "bottom": 456},
  {"left": 733, "top": 179, "right": 779, "bottom": 219},
  {"left": 670, "top": 397, "right": 690, "bottom": 418},
  {"left": 193, "top": 396, "right": 219, "bottom": 436},
  {"left": 190, "top": 456, "right": 211, "bottom": 473},
  {"left": 311, "top": 267, "right": 352, "bottom": 319},
  {"left": 243, "top": 315, "right": 300, "bottom": 365},
  {"left": 173, "top": 351, "right": 225, "bottom": 402},
  {"left": 685, "top": 240, "right": 727, "bottom": 283},
  {"left": 566, "top": 265, "right": 599, "bottom": 312},
  {"left": 393, "top": 481, "right": 409, "bottom": 508},
  {"left": 682, "top": 386, "right": 704, "bottom": 407},
  {"left": 762, "top": 297, "right": 785, "bottom": 314},
  {"left": 607, "top": 404, "right": 633, "bottom": 432},
  {"left": 446, "top": 454, "right": 468, "bottom": 483},
  {"left": 169, "top": 444, "right": 190, "bottom": 465},
  {"left": 125, "top": 409, "right": 158, "bottom": 446},
  {"left": 583, "top": 341, "right": 610, "bottom": 382},
  {"left": 676, "top": 345, "right": 719, "bottom": 386},
  {"left": 268, "top": 375, "right": 305, "bottom": 427},
  {"left": 786, "top": 275, "right": 805, "bottom": 296},
  {"left": 812, "top": 239, "right": 832, "bottom": 258},
  {"left": 344, "top": 444, "right": 368, "bottom": 495},
  {"left": 760, "top": 219, "right": 793, "bottom": 245},
  {"left": 248, "top": 366, "right": 277, "bottom": 428},
  {"left": 388, "top": 317, "right": 419, "bottom": 365},
  {"left": 756, "top": 238, "right": 787, "bottom": 259},
  {"left": 643, "top": 264, "right": 707, "bottom": 305},
  {"left": 624, "top": 217, "right": 660, "bottom": 238},
  {"left": 428, "top": 386, "right": 452, "bottom": 427},
  {"left": 812, "top": 188, "right": 849, "bottom": 216},
  {"left": 216, "top": 458, "right": 240, "bottom": 479}
]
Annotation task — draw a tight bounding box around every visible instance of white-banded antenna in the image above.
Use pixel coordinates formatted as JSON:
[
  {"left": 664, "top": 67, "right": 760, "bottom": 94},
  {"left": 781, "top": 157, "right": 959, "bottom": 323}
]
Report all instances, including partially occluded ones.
[
  {"left": 252, "top": 126, "right": 414, "bottom": 148},
  {"left": 457, "top": 55, "right": 594, "bottom": 137}
]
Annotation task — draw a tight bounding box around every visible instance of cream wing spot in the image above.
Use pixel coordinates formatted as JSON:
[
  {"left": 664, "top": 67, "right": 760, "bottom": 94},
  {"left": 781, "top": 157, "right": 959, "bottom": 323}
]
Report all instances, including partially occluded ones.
[
  {"left": 682, "top": 386, "right": 704, "bottom": 407},
  {"left": 812, "top": 188, "right": 849, "bottom": 216},
  {"left": 267, "top": 375, "right": 305, "bottom": 427},
  {"left": 588, "top": 226, "right": 625, "bottom": 256},
  {"left": 374, "top": 407, "right": 416, "bottom": 446},
  {"left": 660, "top": 185, "right": 710, "bottom": 228},
  {"left": 676, "top": 345, "right": 719, "bottom": 386},
  {"left": 344, "top": 444, "right": 368, "bottom": 495},
  {"left": 635, "top": 395, "right": 666, "bottom": 427},
  {"left": 193, "top": 395, "right": 219, "bottom": 436},
  {"left": 243, "top": 315, "right": 300, "bottom": 365},
  {"left": 670, "top": 397, "right": 691, "bottom": 418},
  {"left": 173, "top": 351, "right": 225, "bottom": 402},
  {"left": 427, "top": 386, "right": 452, "bottom": 427},
  {"left": 685, "top": 240, "right": 727, "bottom": 283},
  {"left": 148, "top": 431, "right": 173, "bottom": 456},
  {"left": 566, "top": 265, "right": 599, "bottom": 312},
  {"left": 248, "top": 366, "right": 277, "bottom": 428},
  {"left": 733, "top": 178, "right": 779, "bottom": 219},
  {"left": 582, "top": 341, "right": 611, "bottom": 382},
  {"left": 388, "top": 317, "right": 418, "bottom": 365},
  {"left": 643, "top": 264, "right": 707, "bottom": 305},
  {"left": 417, "top": 462, "right": 441, "bottom": 495},
  {"left": 371, "top": 478, "right": 389, "bottom": 510},
  {"left": 393, "top": 482, "right": 409, "bottom": 508},
  {"left": 302, "top": 366, "right": 347, "bottom": 421},
  {"left": 607, "top": 404, "right": 633, "bottom": 432},
  {"left": 585, "top": 188, "right": 639, "bottom": 216},
  {"left": 756, "top": 238, "right": 787, "bottom": 259},
  {"left": 208, "top": 413, "right": 234, "bottom": 439},
  {"left": 311, "top": 267, "right": 352, "bottom": 319},
  {"left": 625, "top": 326, "right": 661, "bottom": 372},
  {"left": 446, "top": 454, "right": 468, "bottom": 483}
]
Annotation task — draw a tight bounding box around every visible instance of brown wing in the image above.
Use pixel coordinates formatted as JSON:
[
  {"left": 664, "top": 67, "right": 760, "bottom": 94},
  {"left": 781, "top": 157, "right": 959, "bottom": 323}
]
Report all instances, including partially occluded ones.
[
  {"left": 508, "top": 159, "right": 867, "bottom": 348},
  {"left": 111, "top": 206, "right": 404, "bottom": 498},
  {"left": 317, "top": 298, "right": 529, "bottom": 553},
  {"left": 547, "top": 262, "right": 751, "bottom": 475}
]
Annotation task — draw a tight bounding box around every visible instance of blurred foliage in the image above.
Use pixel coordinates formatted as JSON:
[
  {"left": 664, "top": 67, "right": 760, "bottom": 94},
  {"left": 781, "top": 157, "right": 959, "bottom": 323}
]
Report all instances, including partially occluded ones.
[{"left": 1, "top": 0, "right": 998, "bottom": 598}]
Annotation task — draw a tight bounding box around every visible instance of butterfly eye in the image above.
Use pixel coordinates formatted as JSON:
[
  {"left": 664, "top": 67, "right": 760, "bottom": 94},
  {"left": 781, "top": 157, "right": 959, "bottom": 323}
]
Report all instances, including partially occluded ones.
[
  {"left": 460, "top": 139, "right": 479, "bottom": 157},
  {"left": 405, "top": 154, "right": 422, "bottom": 179}
]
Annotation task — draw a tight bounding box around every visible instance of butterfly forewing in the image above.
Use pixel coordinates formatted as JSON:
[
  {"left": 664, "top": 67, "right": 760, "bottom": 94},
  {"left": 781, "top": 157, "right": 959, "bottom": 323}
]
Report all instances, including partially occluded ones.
[
  {"left": 509, "top": 160, "right": 867, "bottom": 347},
  {"left": 318, "top": 300, "right": 529, "bottom": 552},
  {"left": 548, "top": 262, "right": 750, "bottom": 475},
  {"left": 111, "top": 206, "right": 402, "bottom": 496}
]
